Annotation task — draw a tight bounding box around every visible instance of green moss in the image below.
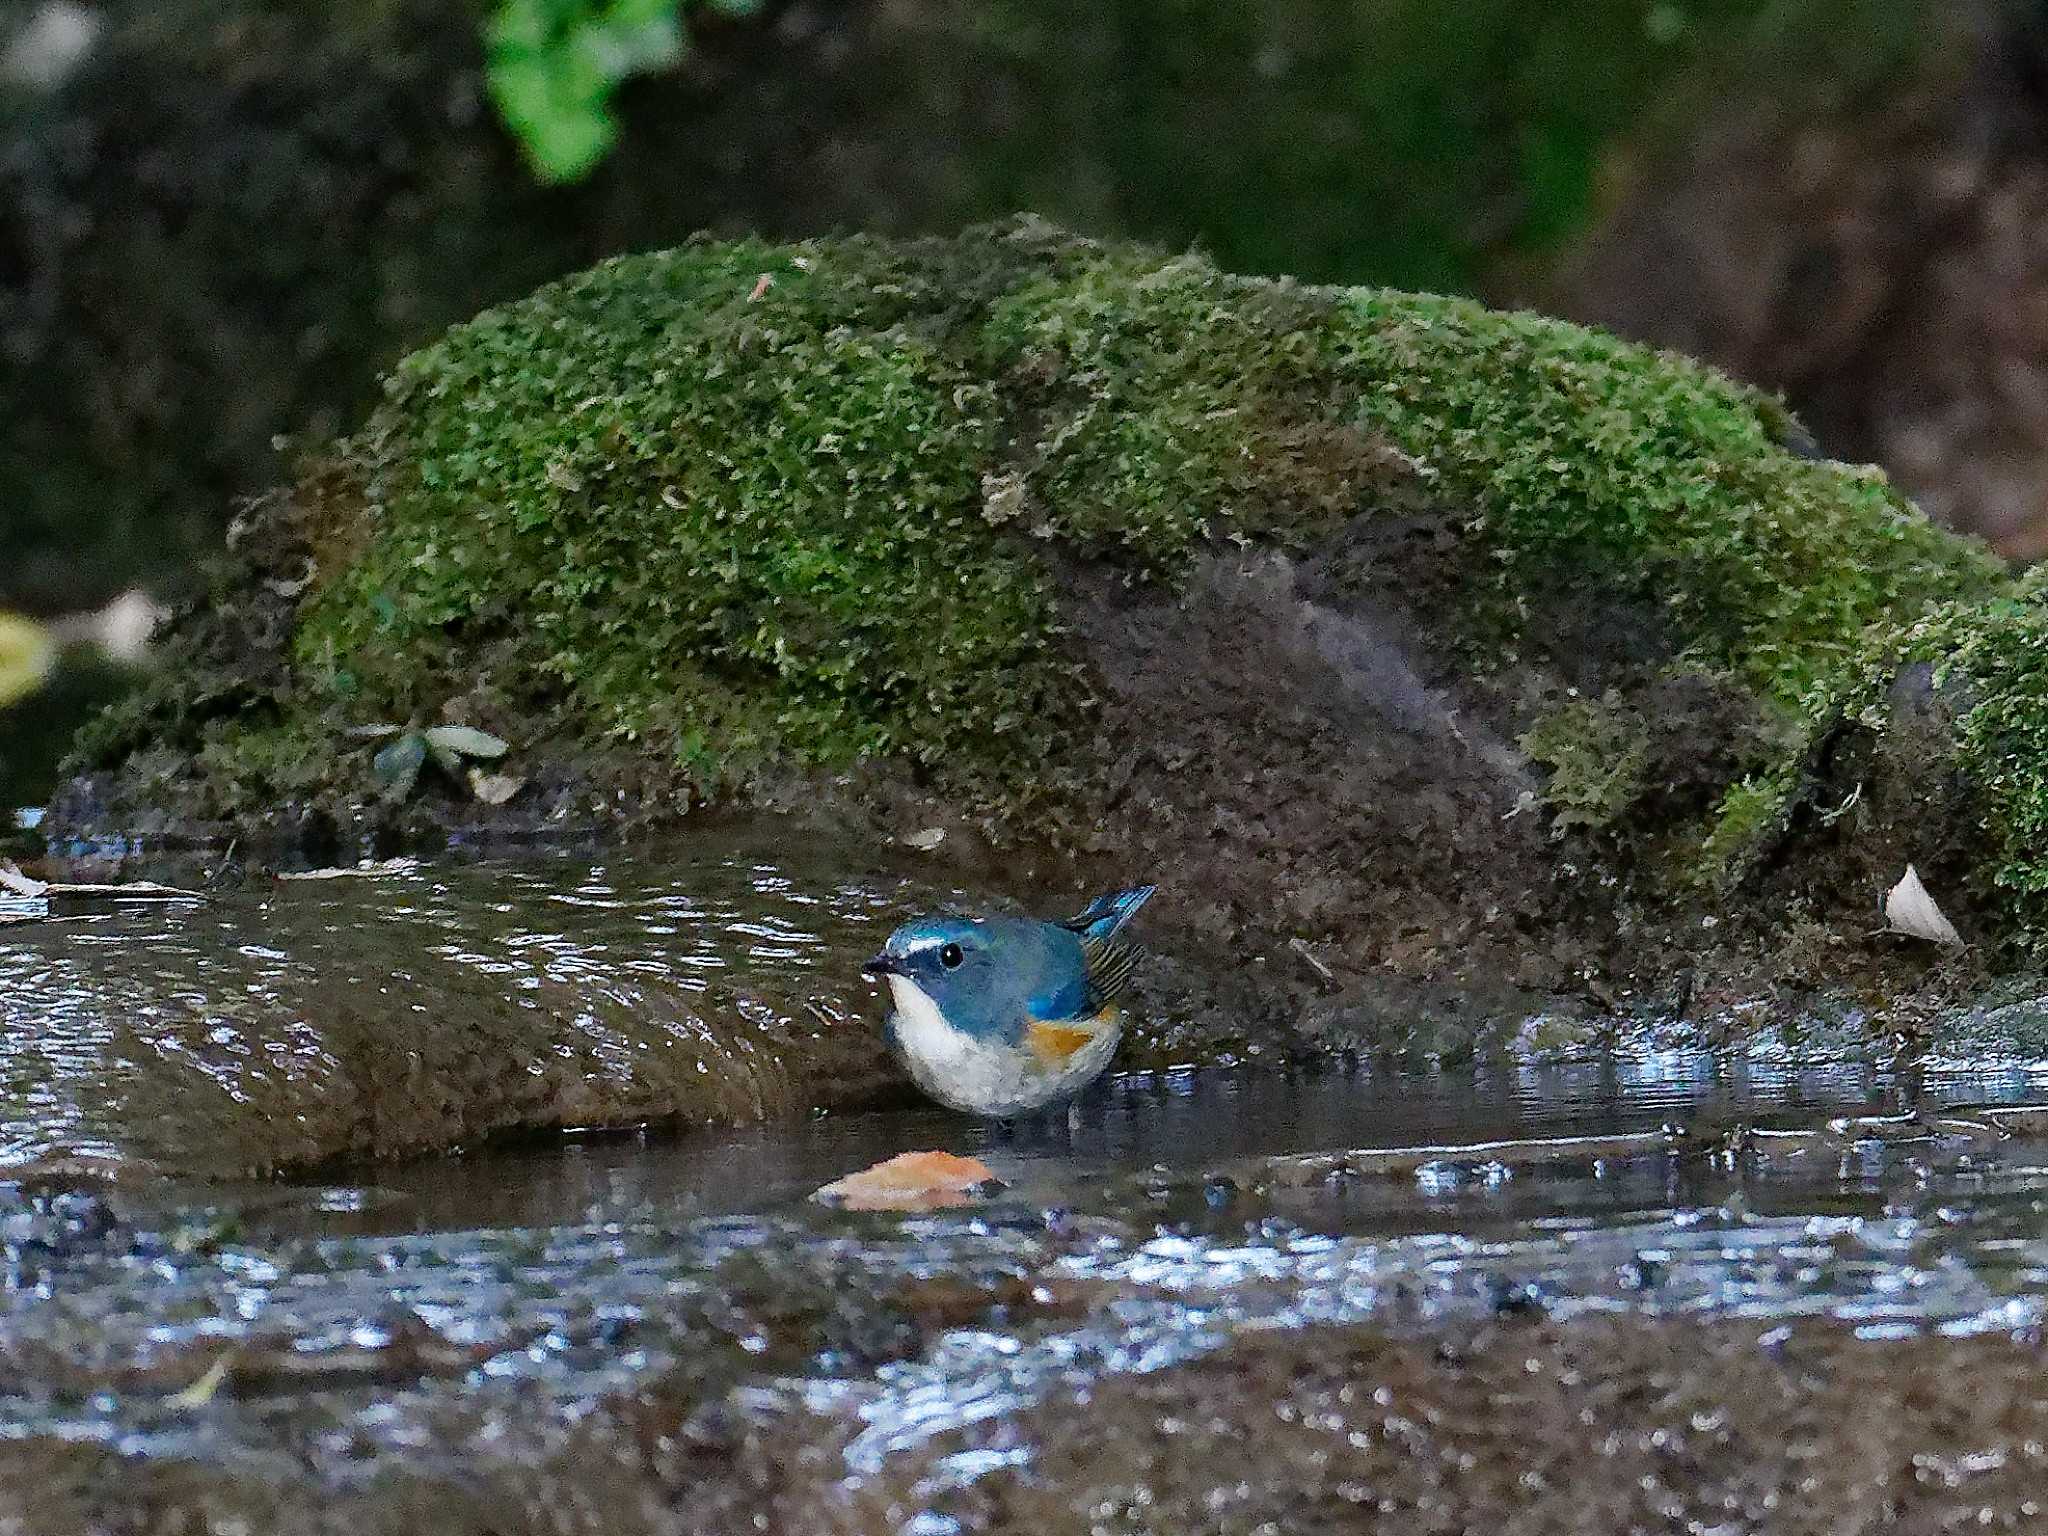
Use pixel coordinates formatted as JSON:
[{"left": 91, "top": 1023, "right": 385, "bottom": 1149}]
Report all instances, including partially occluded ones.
[
  {"left": 1329, "top": 293, "right": 2003, "bottom": 702},
  {"left": 1693, "top": 567, "right": 2048, "bottom": 930},
  {"left": 191, "top": 721, "right": 344, "bottom": 814},
  {"left": 294, "top": 233, "right": 1093, "bottom": 791},
  {"left": 977, "top": 254, "right": 1361, "bottom": 571},
  {"left": 1881, "top": 585, "right": 2048, "bottom": 929},
  {"left": 1696, "top": 770, "right": 1798, "bottom": 886},
  {"left": 1517, "top": 691, "right": 1650, "bottom": 833},
  {"left": 120, "top": 223, "right": 2003, "bottom": 820}
]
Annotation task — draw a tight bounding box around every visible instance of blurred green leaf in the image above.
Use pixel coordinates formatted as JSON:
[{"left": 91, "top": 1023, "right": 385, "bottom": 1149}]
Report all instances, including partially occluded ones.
[
  {"left": 372, "top": 732, "right": 428, "bottom": 797},
  {"left": 484, "top": 0, "right": 714, "bottom": 184},
  {"left": 0, "top": 615, "right": 56, "bottom": 711}
]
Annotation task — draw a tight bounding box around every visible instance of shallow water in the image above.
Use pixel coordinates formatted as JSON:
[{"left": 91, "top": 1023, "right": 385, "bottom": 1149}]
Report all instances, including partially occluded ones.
[
  {"left": 0, "top": 824, "right": 988, "bottom": 1174},
  {"left": 12, "top": 826, "right": 2048, "bottom": 1523},
  {"left": 14, "top": 1051, "right": 2048, "bottom": 1502}
]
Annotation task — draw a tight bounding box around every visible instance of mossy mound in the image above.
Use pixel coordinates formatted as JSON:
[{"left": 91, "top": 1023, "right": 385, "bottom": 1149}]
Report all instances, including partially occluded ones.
[{"left": 55, "top": 221, "right": 2021, "bottom": 1033}]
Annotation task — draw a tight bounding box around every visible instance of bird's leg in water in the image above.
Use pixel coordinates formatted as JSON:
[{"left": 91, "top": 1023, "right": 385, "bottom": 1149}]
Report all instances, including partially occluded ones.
[{"left": 984, "top": 1105, "right": 1078, "bottom": 1149}]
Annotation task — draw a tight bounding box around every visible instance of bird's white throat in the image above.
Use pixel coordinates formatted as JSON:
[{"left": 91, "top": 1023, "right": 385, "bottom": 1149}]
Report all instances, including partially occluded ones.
[{"left": 883, "top": 973, "right": 1116, "bottom": 1117}]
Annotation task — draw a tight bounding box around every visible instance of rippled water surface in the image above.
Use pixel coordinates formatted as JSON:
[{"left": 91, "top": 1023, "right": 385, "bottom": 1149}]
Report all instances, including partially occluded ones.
[
  {"left": 0, "top": 825, "right": 986, "bottom": 1174},
  {"left": 11, "top": 825, "right": 2048, "bottom": 1522}
]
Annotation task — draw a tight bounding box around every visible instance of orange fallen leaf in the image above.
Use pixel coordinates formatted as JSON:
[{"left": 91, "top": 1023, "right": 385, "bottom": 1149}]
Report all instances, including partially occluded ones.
[{"left": 812, "top": 1151, "right": 1004, "bottom": 1212}]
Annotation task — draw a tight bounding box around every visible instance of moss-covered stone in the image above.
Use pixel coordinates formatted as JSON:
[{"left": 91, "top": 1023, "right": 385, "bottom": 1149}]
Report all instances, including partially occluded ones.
[
  {"left": 54, "top": 221, "right": 2028, "bottom": 1027},
  {"left": 1740, "top": 579, "right": 2048, "bottom": 942},
  {"left": 71, "top": 225, "right": 1997, "bottom": 812}
]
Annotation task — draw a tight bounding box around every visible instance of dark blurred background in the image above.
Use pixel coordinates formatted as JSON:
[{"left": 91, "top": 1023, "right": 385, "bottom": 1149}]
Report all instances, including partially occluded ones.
[{"left": 5, "top": 0, "right": 2045, "bottom": 802}]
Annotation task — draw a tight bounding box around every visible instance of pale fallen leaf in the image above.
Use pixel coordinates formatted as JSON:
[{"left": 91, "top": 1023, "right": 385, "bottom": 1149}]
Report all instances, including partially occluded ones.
[
  {"left": 166, "top": 1351, "right": 236, "bottom": 1410},
  {"left": 466, "top": 769, "right": 526, "bottom": 805},
  {"left": 277, "top": 858, "right": 420, "bottom": 882},
  {"left": 423, "top": 733, "right": 468, "bottom": 777},
  {"left": 901, "top": 827, "right": 946, "bottom": 852},
  {"left": 813, "top": 1151, "right": 1004, "bottom": 1212},
  {"left": 423, "top": 725, "right": 509, "bottom": 760},
  {"left": 372, "top": 732, "right": 427, "bottom": 796},
  {"left": 0, "top": 860, "right": 48, "bottom": 899},
  {"left": 1884, "top": 863, "right": 1964, "bottom": 947},
  {"left": 2, "top": 861, "right": 200, "bottom": 902}
]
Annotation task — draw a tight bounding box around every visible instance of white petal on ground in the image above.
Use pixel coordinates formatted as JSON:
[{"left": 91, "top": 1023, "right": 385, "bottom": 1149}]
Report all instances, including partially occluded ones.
[
  {"left": 1884, "top": 864, "right": 1964, "bottom": 947},
  {"left": 466, "top": 770, "right": 526, "bottom": 805},
  {"left": 0, "top": 861, "right": 49, "bottom": 900}
]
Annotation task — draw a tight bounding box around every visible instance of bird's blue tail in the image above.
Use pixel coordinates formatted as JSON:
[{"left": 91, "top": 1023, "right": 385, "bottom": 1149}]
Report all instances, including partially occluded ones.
[{"left": 1063, "top": 884, "right": 1156, "bottom": 941}]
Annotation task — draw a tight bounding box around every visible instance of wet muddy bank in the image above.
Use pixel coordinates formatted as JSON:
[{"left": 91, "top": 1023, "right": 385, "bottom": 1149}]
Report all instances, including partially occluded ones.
[
  {"left": 699, "top": 1313, "right": 2048, "bottom": 1536},
  {"left": 0, "top": 826, "right": 943, "bottom": 1178}
]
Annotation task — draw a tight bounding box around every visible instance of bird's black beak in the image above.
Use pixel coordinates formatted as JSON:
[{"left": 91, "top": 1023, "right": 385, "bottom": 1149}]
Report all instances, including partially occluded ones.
[{"left": 861, "top": 953, "right": 905, "bottom": 979}]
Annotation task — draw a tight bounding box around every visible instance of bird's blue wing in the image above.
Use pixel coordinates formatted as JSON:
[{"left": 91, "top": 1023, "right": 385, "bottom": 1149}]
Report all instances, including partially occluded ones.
[
  {"left": 991, "top": 913, "right": 1089, "bottom": 1024},
  {"left": 1021, "top": 924, "right": 1095, "bottom": 1023}
]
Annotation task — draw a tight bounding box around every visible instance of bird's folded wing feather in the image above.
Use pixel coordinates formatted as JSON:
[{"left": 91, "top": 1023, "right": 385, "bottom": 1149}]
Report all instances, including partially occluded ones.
[{"left": 1079, "top": 933, "right": 1141, "bottom": 1010}]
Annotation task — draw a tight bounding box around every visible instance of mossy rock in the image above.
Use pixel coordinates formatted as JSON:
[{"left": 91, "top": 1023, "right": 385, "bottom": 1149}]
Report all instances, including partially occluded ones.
[
  {"left": 53, "top": 220, "right": 2021, "bottom": 1021},
  {"left": 1712, "top": 573, "right": 2048, "bottom": 951}
]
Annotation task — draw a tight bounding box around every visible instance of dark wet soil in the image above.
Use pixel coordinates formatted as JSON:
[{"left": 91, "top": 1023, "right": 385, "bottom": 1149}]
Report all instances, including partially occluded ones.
[
  {"left": 733, "top": 1314, "right": 2048, "bottom": 1536},
  {"left": 20, "top": 1310, "right": 2048, "bottom": 1534}
]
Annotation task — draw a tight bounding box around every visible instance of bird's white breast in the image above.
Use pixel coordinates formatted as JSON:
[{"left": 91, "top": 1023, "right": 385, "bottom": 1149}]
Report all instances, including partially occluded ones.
[{"left": 885, "top": 975, "right": 1119, "bottom": 1117}]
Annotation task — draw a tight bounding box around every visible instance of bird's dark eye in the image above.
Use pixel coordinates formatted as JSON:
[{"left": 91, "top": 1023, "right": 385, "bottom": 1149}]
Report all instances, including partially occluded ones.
[{"left": 939, "top": 943, "right": 964, "bottom": 970}]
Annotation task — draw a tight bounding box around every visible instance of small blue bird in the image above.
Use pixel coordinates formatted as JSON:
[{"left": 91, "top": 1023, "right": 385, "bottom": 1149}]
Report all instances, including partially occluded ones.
[{"left": 861, "top": 885, "right": 1156, "bottom": 1117}]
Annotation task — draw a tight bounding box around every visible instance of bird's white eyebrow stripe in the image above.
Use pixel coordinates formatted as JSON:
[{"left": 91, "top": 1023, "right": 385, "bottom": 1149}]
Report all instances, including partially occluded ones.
[{"left": 897, "top": 923, "right": 983, "bottom": 956}]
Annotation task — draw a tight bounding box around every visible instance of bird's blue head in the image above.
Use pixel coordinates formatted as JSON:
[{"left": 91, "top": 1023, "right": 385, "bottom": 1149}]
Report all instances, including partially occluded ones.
[{"left": 859, "top": 914, "right": 1030, "bottom": 1040}]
